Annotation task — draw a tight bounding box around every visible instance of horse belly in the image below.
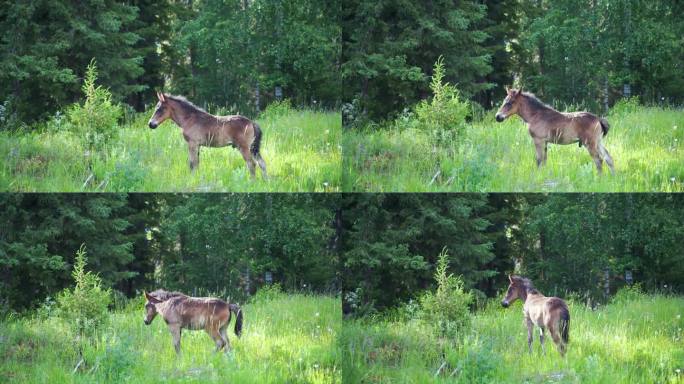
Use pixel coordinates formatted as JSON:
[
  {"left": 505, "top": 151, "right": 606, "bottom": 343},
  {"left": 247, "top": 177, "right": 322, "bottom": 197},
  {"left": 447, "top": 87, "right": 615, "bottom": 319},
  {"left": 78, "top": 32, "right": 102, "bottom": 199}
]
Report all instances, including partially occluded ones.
[
  {"left": 549, "top": 126, "right": 579, "bottom": 145},
  {"left": 203, "top": 129, "right": 237, "bottom": 148},
  {"left": 525, "top": 307, "right": 546, "bottom": 328}
]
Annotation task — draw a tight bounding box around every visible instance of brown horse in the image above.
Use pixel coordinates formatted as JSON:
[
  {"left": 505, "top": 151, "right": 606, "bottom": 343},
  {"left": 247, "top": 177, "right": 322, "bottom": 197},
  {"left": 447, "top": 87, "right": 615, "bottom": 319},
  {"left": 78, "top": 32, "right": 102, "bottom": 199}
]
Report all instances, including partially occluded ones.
[
  {"left": 143, "top": 290, "right": 243, "bottom": 354},
  {"left": 501, "top": 275, "right": 569, "bottom": 356},
  {"left": 147, "top": 92, "right": 267, "bottom": 179},
  {"left": 495, "top": 88, "right": 614, "bottom": 175}
]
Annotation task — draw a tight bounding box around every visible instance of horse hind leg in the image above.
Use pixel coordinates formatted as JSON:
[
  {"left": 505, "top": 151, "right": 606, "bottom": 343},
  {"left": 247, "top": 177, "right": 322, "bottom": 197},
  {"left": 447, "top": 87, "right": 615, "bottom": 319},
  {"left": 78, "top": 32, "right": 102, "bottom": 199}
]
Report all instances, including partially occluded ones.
[
  {"left": 254, "top": 153, "right": 268, "bottom": 179},
  {"left": 548, "top": 324, "right": 566, "bottom": 356},
  {"left": 599, "top": 144, "right": 615, "bottom": 175},
  {"left": 586, "top": 144, "right": 603, "bottom": 174},
  {"left": 239, "top": 146, "right": 256, "bottom": 179},
  {"left": 208, "top": 327, "right": 226, "bottom": 352},
  {"left": 219, "top": 325, "right": 231, "bottom": 352},
  {"left": 526, "top": 318, "right": 534, "bottom": 354}
]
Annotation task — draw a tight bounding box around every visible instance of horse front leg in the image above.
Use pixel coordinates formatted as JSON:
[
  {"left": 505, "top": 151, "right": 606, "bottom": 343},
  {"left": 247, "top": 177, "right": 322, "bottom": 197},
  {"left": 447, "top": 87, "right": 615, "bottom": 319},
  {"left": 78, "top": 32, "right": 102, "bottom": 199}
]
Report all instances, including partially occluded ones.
[
  {"left": 533, "top": 139, "right": 546, "bottom": 168},
  {"left": 187, "top": 142, "right": 200, "bottom": 172},
  {"left": 168, "top": 324, "right": 182, "bottom": 355},
  {"left": 539, "top": 327, "right": 546, "bottom": 355}
]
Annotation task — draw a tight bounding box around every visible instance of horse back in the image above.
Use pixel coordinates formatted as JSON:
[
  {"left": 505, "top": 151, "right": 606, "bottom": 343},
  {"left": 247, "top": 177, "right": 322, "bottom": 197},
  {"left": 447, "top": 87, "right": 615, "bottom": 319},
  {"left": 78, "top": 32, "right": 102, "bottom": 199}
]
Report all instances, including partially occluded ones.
[
  {"left": 202, "top": 115, "right": 255, "bottom": 148},
  {"left": 169, "top": 296, "right": 231, "bottom": 330}
]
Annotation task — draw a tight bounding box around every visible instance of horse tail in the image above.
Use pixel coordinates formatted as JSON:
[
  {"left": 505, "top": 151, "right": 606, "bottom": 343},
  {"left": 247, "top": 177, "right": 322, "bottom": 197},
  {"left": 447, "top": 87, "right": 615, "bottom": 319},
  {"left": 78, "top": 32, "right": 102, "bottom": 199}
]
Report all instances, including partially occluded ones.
[
  {"left": 560, "top": 307, "right": 570, "bottom": 344},
  {"left": 250, "top": 122, "right": 263, "bottom": 157},
  {"left": 229, "top": 303, "right": 243, "bottom": 337},
  {"left": 599, "top": 118, "right": 610, "bottom": 137}
]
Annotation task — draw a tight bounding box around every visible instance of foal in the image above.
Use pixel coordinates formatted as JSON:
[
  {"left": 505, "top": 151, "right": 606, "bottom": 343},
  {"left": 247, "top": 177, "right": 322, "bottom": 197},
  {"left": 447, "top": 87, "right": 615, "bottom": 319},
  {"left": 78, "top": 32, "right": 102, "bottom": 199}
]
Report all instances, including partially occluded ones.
[
  {"left": 495, "top": 88, "right": 614, "bottom": 175},
  {"left": 147, "top": 92, "right": 267, "bottom": 179},
  {"left": 501, "top": 275, "right": 569, "bottom": 356},
  {"left": 143, "top": 290, "right": 243, "bottom": 354}
]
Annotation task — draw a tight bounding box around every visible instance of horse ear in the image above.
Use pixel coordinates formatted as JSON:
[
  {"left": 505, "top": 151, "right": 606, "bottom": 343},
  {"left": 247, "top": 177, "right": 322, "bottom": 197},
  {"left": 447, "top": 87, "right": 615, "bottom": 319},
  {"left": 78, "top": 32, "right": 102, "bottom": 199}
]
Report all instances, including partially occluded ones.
[
  {"left": 157, "top": 91, "right": 166, "bottom": 103},
  {"left": 508, "top": 274, "right": 513, "bottom": 283},
  {"left": 145, "top": 291, "right": 159, "bottom": 303},
  {"left": 516, "top": 87, "right": 523, "bottom": 96}
]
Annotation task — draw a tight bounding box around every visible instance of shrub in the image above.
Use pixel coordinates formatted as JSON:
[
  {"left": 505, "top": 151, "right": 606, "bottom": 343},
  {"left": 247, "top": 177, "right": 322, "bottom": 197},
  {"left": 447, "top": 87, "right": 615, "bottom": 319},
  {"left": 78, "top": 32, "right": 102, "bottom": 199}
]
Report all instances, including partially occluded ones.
[
  {"left": 415, "top": 56, "right": 470, "bottom": 144},
  {"left": 251, "top": 283, "right": 284, "bottom": 304},
  {"left": 609, "top": 96, "right": 641, "bottom": 117},
  {"left": 419, "top": 247, "right": 473, "bottom": 338},
  {"left": 67, "top": 59, "right": 122, "bottom": 153},
  {"left": 261, "top": 99, "right": 293, "bottom": 121},
  {"left": 56, "top": 244, "right": 111, "bottom": 343},
  {"left": 611, "top": 283, "right": 644, "bottom": 305}
]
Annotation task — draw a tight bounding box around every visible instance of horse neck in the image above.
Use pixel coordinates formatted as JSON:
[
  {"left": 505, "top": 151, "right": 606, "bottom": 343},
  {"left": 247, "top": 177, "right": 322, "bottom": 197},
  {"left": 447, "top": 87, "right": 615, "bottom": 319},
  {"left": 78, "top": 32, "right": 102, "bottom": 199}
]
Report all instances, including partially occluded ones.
[
  {"left": 155, "top": 299, "right": 173, "bottom": 319},
  {"left": 518, "top": 95, "right": 558, "bottom": 123},
  {"left": 169, "top": 100, "right": 211, "bottom": 128}
]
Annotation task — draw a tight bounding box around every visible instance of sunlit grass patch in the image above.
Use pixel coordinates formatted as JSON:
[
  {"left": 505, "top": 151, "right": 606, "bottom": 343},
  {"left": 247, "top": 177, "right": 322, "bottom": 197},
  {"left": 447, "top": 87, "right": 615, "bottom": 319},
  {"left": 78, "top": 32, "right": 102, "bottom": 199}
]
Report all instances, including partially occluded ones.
[
  {"left": 0, "top": 109, "right": 341, "bottom": 192},
  {"left": 340, "top": 293, "right": 684, "bottom": 383},
  {"left": 0, "top": 293, "right": 340, "bottom": 384},
  {"left": 345, "top": 106, "right": 684, "bottom": 192}
]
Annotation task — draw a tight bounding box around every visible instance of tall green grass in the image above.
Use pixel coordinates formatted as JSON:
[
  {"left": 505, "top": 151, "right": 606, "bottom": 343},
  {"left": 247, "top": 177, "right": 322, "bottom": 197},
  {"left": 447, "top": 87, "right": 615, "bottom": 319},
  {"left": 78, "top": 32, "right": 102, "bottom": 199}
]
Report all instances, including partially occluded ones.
[
  {"left": 344, "top": 106, "right": 684, "bottom": 192},
  {"left": 0, "top": 293, "right": 340, "bottom": 383},
  {"left": 341, "top": 292, "right": 684, "bottom": 383},
  {"left": 0, "top": 109, "right": 341, "bottom": 192}
]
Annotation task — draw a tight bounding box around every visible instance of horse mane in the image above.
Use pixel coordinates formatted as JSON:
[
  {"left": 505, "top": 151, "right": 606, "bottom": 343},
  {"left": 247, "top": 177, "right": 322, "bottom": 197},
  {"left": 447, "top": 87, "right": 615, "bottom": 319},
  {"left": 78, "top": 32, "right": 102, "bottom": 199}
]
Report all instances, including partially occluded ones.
[
  {"left": 521, "top": 92, "right": 556, "bottom": 113},
  {"left": 149, "top": 289, "right": 187, "bottom": 302},
  {"left": 166, "top": 95, "right": 209, "bottom": 116},
  {"left": 513, "top": 276, "right": 540, "bottom": 295}
]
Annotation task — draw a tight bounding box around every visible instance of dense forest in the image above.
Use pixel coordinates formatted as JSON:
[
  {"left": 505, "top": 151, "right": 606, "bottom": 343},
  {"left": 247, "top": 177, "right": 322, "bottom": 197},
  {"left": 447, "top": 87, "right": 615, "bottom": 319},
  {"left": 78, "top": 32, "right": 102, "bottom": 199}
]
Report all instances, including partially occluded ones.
[
  {"left": 340, "top": 193, "right": 684, "bottom": 314},
  {"left": 342, "top": 0, "right": 684, "bottom": 120},
  {"left": 0, "top": 193, "right": 341, "bottom": 312},
  {"left": 0, "top": 0, "right": 340, "bottom": 125}
]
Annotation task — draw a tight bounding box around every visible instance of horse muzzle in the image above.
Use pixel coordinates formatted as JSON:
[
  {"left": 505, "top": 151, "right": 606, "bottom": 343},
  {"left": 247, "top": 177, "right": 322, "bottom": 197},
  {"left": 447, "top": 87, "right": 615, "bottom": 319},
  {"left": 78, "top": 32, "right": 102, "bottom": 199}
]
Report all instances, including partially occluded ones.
[
  {"left": 501, "top": 300, "right": 509, "bottom": 308},
  {"left": 144, "top": 319, "right": 151, "bottom": 325},
  {"left": 148, "top": 121, "right": 158, "bottom": 129},
  {"left": 495, "top": 114, "right": 505, "bottom": 123}
]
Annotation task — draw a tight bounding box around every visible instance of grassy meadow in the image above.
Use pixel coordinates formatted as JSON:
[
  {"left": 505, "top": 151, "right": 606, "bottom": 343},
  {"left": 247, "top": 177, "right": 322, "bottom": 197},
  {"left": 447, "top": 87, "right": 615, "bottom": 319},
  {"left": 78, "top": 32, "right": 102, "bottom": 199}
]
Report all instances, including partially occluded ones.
[
  {"left": 345, "top": 105, "right": 684, "bottom": 192},
  {"left": 0, "top": 293, "right": 340, "bottom": 384},
  {"left": 341, "top": 292, "right": 684, "bottom": 383},
  {"left": 0, "top": 109, "right": 341, "bottom": 192}
]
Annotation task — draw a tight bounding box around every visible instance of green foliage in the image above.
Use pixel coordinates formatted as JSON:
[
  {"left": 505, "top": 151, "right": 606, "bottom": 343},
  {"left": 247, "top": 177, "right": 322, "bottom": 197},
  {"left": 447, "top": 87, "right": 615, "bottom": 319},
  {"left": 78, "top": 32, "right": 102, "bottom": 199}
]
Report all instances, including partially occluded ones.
[
  {"left": 341, "top": 194, "right": 494, "bottom": 314},
  {"left": 161, "top": 194, "right": 337, "bottom": 302},
  {"left": 56, "top": 245, "right": 111, "bottom": 339},
  {"left": 344, "top": 0, "right": 684, "bottom": 120},
  {"left": 342, "top": 0, "right": 491, "bottom": 120},
  {"left": 0, "top": 194, "right": 143, "bottom": 311},
  {"left": 0, "top": 0, "right": 143, "bottom": 122},
  {"left": 418, "top": 248, "right": 473, "bottom": 338},
  {"left": 515, "top": 0, "right": 684, "bottom": 110},
  {"left": 170, "top": 0, "right": 339, "bottom": 115},
  {"left": 67, "top": 60, "right": 122, "bottom": 153},
  {"left": 415, "top": 57, "right": 471, "bottom": 145}
]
